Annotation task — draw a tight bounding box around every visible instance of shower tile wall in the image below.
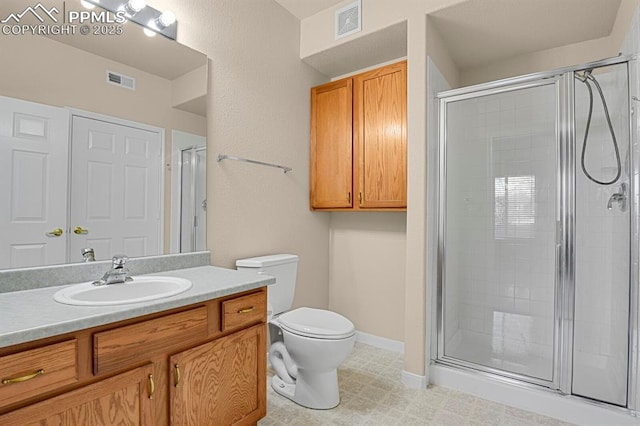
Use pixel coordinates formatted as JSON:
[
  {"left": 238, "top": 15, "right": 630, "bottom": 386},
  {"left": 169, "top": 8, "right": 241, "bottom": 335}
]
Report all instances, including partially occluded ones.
[{"left": 444, "top": 84, "right": 557, "bottom": 380}]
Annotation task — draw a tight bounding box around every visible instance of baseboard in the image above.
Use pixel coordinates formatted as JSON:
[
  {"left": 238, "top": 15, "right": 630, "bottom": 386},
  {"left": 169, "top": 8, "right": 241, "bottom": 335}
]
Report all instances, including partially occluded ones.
[
  {"left": 355, "top": 331, "right": 404, "bottom": 353},
  {"left": 402, "top": 370, "right": 428, "bottom": 389},
  {"left": 355, "top": 331, "right": 426, "bottom": 389}
]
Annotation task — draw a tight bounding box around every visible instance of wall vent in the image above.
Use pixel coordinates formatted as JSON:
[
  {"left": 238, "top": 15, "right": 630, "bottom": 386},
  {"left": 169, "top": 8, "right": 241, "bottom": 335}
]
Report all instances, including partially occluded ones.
[
  {"left": 335, "top": 0, "right": 361, "bottom": 40},
  {"left": 106, "top": 70, "right": 136, "bottom": 90}
]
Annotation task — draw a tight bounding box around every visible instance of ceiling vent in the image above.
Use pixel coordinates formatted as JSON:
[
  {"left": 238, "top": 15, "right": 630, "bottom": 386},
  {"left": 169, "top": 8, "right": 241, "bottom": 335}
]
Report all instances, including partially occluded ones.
[
  {"left": 335, "top": 0, "right": 361, "bottom": 40},
  {"left": 106, "top": 70, "right": 136, "bottom": 90}
]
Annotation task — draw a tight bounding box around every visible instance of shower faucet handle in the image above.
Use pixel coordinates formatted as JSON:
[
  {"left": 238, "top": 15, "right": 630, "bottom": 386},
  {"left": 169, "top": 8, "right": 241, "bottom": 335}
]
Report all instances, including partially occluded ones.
[{"left": 607, "top": 182, "right": 627, "bottom": 212}]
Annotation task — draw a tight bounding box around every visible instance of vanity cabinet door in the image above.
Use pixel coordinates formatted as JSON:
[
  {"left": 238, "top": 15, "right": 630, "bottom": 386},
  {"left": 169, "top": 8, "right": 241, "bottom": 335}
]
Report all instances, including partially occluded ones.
[
  {"left": 0, "top": 364, "right": 154, "bottom": 426},
  {"left": 169, "top": 324, "right": 266, "bottom": 426}
]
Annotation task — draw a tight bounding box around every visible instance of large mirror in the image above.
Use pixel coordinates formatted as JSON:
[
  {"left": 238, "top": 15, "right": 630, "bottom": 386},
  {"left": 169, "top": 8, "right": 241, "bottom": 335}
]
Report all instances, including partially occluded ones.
[{"left": 0, "top": 0, "right": 208, "bottom": 269}]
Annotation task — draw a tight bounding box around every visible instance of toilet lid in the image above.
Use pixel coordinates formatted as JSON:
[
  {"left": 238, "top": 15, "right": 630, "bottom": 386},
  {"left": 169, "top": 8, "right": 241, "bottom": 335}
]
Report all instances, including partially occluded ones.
[{"left": 278, "top": 307, "right": 355, "bottom": 339}]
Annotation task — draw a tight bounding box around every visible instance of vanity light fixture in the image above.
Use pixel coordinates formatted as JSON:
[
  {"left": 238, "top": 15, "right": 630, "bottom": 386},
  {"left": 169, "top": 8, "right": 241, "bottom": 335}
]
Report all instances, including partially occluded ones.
[{"left": 82, "top": 0, "right": 177, "bottom": 40}]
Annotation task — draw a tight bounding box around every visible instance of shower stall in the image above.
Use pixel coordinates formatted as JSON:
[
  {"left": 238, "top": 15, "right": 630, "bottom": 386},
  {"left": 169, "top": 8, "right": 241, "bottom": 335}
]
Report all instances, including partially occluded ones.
[{"left": 436, "top": 56, "right": 638, "bottom": 409}]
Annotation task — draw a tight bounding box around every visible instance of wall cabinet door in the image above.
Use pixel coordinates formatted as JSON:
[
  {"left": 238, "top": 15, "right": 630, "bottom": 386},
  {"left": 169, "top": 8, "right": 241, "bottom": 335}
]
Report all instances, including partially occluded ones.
[
  {"left": 355, "top": 61, "right": 407, "bottom": 209},
  {"left": 310, "top": 79, "right": 353, "bottom": 209},
  {"left": 0, "top": 364, "right": 154, "bottom": 426},
  {"left": 169, "top": 324, "right": 266, "bottom": 426},
  {"left": 309, "top": 61, "right": 407, "bottom": 211}
]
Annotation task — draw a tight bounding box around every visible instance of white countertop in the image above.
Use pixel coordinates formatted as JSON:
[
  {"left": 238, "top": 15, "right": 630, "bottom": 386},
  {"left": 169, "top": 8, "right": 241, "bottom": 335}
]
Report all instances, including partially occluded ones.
[{"left": 0, "top": 265, "right": 274, "bottom": 349}]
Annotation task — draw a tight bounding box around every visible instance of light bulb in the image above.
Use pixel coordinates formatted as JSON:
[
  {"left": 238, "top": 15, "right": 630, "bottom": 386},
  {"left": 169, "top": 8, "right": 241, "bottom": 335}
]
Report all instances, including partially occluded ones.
[
  {"left": 143, "top": 27, "right": 157, "bottom": 37},
  {"left": 80, "top": 0, "right": 96, "bottom": 10},
  {"left": 157, "top": 10, "right": 176, "bottom": 28},
  {"left": 124, "top": 0, "right": 146, "bottom": 14}
]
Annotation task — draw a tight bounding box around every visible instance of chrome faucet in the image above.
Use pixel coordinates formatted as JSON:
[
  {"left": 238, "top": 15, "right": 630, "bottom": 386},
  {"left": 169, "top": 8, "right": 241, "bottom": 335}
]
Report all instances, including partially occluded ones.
[
  {"left": 93, "top": 255, "right": 133, "bottom": 286},
  {"left": 607, "top": 182, "right": 627, "bottom": 212},
  {"left": 81, "top": 248, "right": 95, "bottom": 262}
]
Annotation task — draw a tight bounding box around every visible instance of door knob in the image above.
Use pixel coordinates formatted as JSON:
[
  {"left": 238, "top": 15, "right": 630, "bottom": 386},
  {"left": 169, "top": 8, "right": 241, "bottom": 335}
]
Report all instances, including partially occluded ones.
[
  {"left": 73, "top": 226, "right": 89, "bottom": 235},
  {"left": 46, "top": 228, "right": 64, "bottom": 237}
]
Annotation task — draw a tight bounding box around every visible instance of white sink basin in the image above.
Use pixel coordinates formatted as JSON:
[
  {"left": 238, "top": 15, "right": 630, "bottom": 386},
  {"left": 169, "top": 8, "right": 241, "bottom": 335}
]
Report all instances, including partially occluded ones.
[{"left": 53, "top": 276, "right": 192, "bottom": 306}]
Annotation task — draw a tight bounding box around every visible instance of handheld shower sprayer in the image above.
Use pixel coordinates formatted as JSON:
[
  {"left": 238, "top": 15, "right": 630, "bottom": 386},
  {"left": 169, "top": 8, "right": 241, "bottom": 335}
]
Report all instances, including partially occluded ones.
[{"left": 574, "top": 68, "right": 622, "bottom": 186}]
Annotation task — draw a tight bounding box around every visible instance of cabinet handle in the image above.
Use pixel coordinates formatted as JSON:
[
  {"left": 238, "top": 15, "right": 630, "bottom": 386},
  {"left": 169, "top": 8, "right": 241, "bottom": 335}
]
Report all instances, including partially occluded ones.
[
  {"left": 347, "top": 192, "right": 351, "bottom": 204},
  {"left": 148, "top": 374, "right": 155, "bottom": 399},
  {"left": 2, "top": 368, "right": 45, "bottom": 385},
  {"left": 358, "top": 192, "right": 363, "bottom": 205},
  {"left": 237, "top": 306, "right": 255, "bottom": 314},
  {"left": 174, "top": 364, "right": 181, "bottom": 387}
]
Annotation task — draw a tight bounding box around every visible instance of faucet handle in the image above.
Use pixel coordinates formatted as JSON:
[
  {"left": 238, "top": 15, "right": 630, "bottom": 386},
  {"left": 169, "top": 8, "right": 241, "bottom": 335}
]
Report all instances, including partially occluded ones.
[
  {"left": 112, "top": 255, "right": 129, "bottom": 268},
  {"left": 81, "top": 248, "right": 95, "bottom": 262}
]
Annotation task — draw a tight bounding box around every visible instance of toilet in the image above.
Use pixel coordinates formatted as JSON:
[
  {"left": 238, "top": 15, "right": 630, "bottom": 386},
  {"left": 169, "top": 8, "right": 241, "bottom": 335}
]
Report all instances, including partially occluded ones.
[{"left": 236, "top": 254, "right": 355, "bottom": 410}]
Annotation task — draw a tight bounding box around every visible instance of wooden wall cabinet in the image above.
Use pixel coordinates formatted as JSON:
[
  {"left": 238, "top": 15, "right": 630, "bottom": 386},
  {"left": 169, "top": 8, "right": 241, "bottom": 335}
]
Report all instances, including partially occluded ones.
[
  {"left": 0, "top": 288, "right": 267, "bottom": 426},
  {"left": 310, "top": 61, "right": 407, "bottom": 211}
]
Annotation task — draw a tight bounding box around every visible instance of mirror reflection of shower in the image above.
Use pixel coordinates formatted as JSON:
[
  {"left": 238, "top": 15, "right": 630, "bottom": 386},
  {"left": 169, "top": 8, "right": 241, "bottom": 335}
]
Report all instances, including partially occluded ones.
[
  {"left": 170, "top": 130, "right": 206, "bottom": 254},
  {"left": 180, "top": 147, "right": 207, "bottom": 252}
]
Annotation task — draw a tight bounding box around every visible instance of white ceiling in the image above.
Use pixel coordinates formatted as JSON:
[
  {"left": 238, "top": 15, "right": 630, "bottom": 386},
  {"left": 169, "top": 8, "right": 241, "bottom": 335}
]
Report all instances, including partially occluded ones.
[{"left": 273, "top": 0, "right": 346, "bottom": 20}]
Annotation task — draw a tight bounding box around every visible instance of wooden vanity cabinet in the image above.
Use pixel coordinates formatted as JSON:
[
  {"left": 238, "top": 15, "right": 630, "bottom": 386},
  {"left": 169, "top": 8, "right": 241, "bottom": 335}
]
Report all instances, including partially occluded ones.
[
  {"left": 0, "top": 287, "right": 267, "bottom": 426},
  {"left": 169, "top": 324, "right": 266, "bottom": 425},
  {"left": 310, "top": 60, "right": 407, "bottom": 211},
  {"left": 0, "top": 364, "right": 154, "bottom": 425}
]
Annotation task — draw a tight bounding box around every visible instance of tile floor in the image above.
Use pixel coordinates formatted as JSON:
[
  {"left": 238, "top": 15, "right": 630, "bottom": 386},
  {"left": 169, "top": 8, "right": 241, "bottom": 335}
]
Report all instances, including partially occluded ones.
[{"left": 258, "top": 343, "right": 573, "bottom": 426}]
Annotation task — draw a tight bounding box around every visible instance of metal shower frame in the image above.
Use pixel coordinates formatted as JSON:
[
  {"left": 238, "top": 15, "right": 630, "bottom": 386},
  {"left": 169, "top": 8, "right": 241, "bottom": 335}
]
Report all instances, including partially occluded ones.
[{"left": 433, "top": 54, "right": 639, "bottom": 411}]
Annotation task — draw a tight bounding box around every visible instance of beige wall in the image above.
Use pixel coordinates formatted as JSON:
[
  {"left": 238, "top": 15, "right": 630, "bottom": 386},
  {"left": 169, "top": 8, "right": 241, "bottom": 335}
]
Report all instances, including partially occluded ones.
[
  {"left": 329, "top": 213, "right": 407, "bottom": 341},
  {"left": 0, "top": 34, "right": 206, "bottom": 254},
  {"left": 0, "top": 35, "right": 205, "bottom": 134},
  {"left": 147, "top": 0, "right": 332, "bottom": 309}
]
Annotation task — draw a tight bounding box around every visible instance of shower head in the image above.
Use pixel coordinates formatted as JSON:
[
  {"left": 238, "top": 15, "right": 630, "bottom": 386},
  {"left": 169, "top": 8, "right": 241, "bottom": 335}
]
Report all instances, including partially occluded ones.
[{"left": 575, "top": 69, "right": 593, "bottom": 83}]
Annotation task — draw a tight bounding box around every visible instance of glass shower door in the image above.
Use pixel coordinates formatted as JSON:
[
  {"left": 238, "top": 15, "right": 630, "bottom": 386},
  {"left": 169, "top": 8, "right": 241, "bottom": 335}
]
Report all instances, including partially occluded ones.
[{"left": 439, "top": 80, "right": 559, "bottom": 383}]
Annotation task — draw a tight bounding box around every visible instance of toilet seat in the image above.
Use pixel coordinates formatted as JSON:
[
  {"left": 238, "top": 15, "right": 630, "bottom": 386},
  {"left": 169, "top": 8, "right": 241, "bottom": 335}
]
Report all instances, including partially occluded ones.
[{"left": 278, "top": 307, "right": 355, "bottom": 340}]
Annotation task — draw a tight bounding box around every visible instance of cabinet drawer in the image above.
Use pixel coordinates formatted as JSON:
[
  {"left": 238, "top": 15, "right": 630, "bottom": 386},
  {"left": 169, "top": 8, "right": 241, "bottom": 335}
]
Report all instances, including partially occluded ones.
[
  {"left": 0, "top": 339, "right": 78, "bottom": 409},
  {"left": 222, "top": 291, "right": 266, "bottom": 331},
  {"left": 94, "top": 306, "right": 208, "bottom": 375}
]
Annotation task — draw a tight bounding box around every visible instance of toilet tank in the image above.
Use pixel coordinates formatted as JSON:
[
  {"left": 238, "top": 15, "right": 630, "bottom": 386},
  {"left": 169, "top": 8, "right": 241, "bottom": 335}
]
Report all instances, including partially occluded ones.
[{"left": 236, "top": 254, "right": 298, "bottom": 316}]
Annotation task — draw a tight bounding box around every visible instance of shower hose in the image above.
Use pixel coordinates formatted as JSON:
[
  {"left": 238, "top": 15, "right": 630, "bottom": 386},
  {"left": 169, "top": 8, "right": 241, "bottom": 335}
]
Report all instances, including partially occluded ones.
[{"left": 575, "top": 70, "right": 621, "bottom": 186}]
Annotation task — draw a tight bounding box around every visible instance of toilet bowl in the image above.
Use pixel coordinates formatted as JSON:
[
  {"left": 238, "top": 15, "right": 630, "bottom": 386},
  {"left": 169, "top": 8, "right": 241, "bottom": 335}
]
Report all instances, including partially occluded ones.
[
  {"left": 236, "top": 254, "right": 356, "bottom": 409},
  {"left": 269, "top": 307, "right": 355, "bottom": 409}
]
